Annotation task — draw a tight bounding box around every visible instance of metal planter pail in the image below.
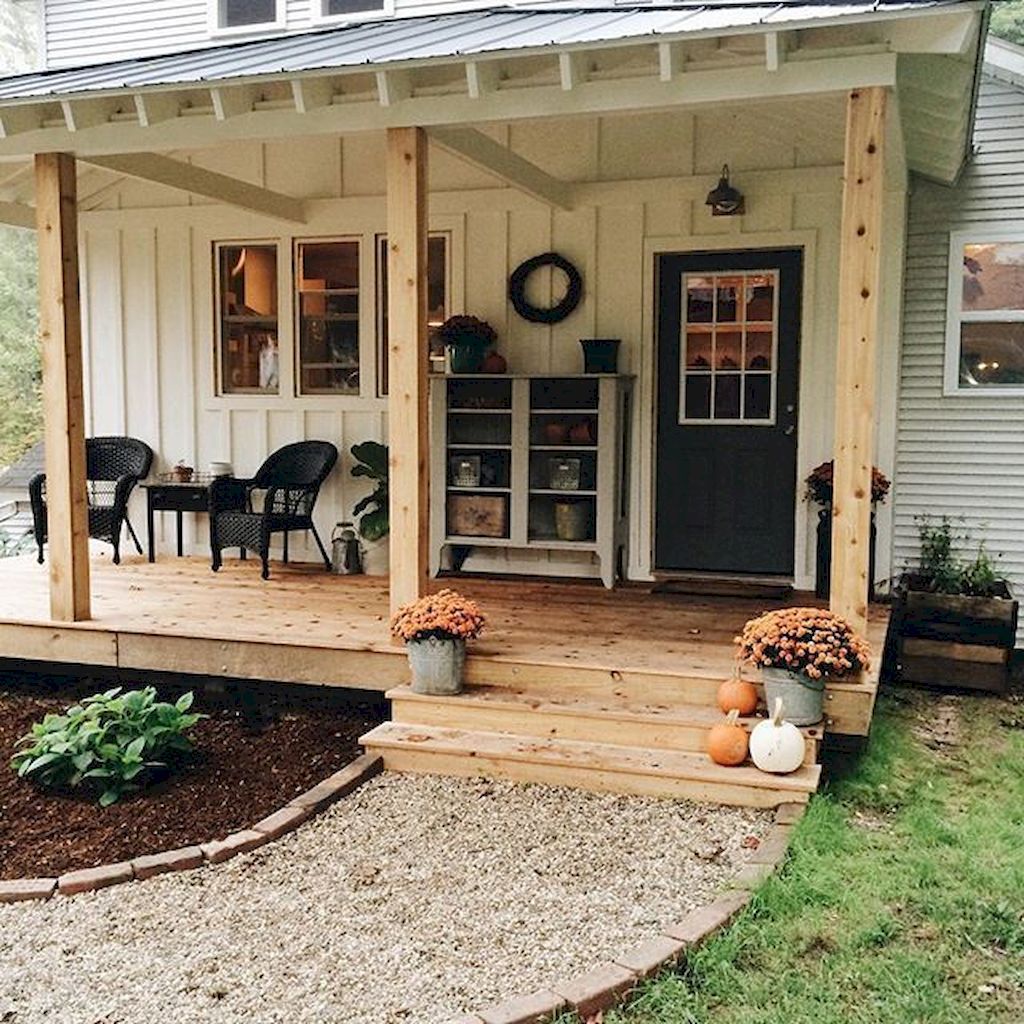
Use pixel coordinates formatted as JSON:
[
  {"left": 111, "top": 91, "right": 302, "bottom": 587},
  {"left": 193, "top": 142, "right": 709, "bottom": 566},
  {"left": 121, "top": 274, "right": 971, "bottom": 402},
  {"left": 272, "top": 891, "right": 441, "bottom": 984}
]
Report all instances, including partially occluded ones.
[
  {"left": 761, "top": 666, "right": 825, "bottom": 726},
  {"left": 406, "top": 637, "right": 466, "bottom": 695}
]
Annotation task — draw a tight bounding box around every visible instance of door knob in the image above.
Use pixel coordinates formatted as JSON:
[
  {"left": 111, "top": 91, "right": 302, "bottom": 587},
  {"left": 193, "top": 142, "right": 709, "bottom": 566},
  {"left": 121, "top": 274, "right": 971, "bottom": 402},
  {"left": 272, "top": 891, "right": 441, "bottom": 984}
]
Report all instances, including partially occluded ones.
[{"left": 784, "top": 425, "right": 795, "bottom": 436}]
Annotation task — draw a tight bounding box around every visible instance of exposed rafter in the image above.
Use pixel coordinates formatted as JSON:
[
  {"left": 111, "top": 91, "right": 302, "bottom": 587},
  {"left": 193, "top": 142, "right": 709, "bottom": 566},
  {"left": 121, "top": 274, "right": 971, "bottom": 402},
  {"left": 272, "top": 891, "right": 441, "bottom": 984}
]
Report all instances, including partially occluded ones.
[
  {"left": 428, "top": 126, "right": 574, "bottom": 211},
  {"left": 133, "top": 92, "right": 180, "bottom": 128},
  {"left": 0, "top": 199, "right": 35, "bottom": 229},
  {"left": 290, "top": 77, "right": 335, "bottom": 114},
  {"left": 465, "top": 60, "right": 500, "bottom": 99},
  {"left": 559, "top": 52, "right": 587, "bottom": 92},
  {"left": 210, "top": 85, "right": 257, "bottom": 121},
  {"left": 80, "top": 152, "right": 306, "bottom": 223},
  {"left": 765, "top": 32, "right": 788, "bottom": 72},
  {"left": 376, "top": 70, "right": 412, "bottom": 107}
]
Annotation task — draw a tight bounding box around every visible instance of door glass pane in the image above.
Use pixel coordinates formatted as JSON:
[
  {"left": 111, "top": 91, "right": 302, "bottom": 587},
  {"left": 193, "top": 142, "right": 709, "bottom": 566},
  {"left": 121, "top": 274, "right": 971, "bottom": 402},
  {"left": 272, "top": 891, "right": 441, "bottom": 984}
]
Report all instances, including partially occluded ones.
[
  {"left": 958, "top": 322, "right": 1024, "bottom": 386},
  {"left": 686, "top": 277, "right": 714, "bottom": 323},
  {"left": 714, "top": 374, "right": 741, "bottom": 419},
  {"left": 686, "top": 329, "right": 712, "bottom": 369},
  {"left": 684, "top": 375, "right": 711, "bottom": 419},
  {"left": 745, "top": 276, "right": 775, "bottom": 322},
  {"left": 716, "top": 330, "right": 742, "bottom": 370},
  {"left": 716, "top": 278, "right": 742, "bottom": 322},
  {"left": 744, "top": 374, "right": 772, "bottom": 419},
  {"left": 962, "top": 243, "right": 1024, "bottom": 312},
  {"left": 217, "top": 242, "right": 279, "bottom": 395},
  {"left": 297, "top": 239, "right": 360, "bottom": 395},
  {"left": 746, "top": 329, "right": 773, "bottom": 370}
]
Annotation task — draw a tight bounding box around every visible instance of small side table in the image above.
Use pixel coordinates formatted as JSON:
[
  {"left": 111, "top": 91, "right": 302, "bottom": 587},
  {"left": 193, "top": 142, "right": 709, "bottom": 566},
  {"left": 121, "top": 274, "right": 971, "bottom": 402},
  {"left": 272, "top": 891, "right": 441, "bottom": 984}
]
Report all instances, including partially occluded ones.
[{"left": 142, "top": 481, "right": 210, "bottom": 562}]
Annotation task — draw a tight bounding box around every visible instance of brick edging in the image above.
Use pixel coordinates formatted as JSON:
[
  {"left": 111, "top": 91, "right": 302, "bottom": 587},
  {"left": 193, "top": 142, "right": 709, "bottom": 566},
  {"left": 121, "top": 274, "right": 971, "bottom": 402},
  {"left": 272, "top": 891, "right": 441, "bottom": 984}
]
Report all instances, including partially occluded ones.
[
  {"left": 0, "top": 753, "right": 383, "bottom": 904},
  {"left": 462, "top": 801, "right": 807, "bottom": 1024}
]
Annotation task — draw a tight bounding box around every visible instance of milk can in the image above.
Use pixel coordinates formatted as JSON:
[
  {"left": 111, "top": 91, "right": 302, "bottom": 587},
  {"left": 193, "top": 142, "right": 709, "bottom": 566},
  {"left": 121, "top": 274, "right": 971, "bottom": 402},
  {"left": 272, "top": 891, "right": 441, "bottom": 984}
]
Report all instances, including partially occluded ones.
[{"left": 331, "top": 522, "right": 363, "bottom": 574}]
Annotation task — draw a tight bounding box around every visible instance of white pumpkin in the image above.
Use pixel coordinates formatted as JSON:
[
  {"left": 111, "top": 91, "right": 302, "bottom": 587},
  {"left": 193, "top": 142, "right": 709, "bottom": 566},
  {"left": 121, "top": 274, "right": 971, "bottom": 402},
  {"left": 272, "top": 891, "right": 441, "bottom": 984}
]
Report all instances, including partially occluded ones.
[{"left": 749, "top": 698, "right": 805, "bottom": 774}]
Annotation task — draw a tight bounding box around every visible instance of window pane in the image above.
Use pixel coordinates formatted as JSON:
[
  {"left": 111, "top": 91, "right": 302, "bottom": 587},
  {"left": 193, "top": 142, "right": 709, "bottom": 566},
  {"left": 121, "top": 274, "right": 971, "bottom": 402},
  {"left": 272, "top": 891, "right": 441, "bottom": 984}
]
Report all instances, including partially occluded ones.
[
  {"left": 218, "top": 243, "right": 278, "bottom": 395},
  {"left": 326, "top": 0, "right": 383, "bottom": 13},
  {"left": 962, "top": 242, "right": 1024, "bottom": 312},
  {"left": 223, "top": 0, "right": 276, "bottom": 26},
  {"left": 297, "top": 240, "right": 360, "bottom": 395},
  {"left": 959, "top": 322, "right": 1024, "bottom": 387},
  {"left": 377, "top": 234, "right": 449, "bottom": 395},
  {"left": 684, "top": 375, "right": 711, "bottom": 420}
]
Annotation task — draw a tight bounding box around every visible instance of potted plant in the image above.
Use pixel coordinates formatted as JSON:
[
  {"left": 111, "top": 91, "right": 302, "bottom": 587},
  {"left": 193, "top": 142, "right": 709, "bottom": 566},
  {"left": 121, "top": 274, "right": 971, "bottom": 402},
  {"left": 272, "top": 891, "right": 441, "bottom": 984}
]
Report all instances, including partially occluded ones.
[
  {"left": 438, "top": 315, "right": 498, "bottom": 374},
  {"left": 805, "top": 460, "right": 891, "bottom": 599},
  {"left": 735, "top": 607, "right": 871, "bottom": 726},
  {"left": 351, "top": 440, "right": 389, "bottom": 576},
  {"left": 893, "top": 517, "right": 1017, "bottom": 693},
  {"left": 390, "top": 588, "right": 486, "bottom": 695}
]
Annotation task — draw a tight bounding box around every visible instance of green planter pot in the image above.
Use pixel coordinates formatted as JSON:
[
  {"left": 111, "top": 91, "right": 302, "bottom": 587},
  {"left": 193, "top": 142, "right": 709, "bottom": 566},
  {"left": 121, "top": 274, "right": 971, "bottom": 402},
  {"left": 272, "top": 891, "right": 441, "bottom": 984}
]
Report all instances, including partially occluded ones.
[
  {"left": 447, "top": 339, "right": 486, "bottom": 374},
  {"left": 761, "top": 666, "right": 825, "bottom": 726}
]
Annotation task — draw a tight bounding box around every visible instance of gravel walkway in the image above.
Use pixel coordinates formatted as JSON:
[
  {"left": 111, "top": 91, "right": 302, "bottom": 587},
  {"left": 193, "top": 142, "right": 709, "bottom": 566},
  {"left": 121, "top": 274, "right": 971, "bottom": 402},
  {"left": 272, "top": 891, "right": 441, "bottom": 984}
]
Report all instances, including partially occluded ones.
[{"left": 0, "top": 774, "right": 771, "bottom": 1024}]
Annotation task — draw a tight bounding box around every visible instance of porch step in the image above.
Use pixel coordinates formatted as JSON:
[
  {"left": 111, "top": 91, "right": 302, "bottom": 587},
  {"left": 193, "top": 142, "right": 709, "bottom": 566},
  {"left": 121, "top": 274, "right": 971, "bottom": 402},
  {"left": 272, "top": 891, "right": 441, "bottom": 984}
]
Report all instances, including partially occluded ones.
[
  {"left": 387, "top": 685, "right": 821, "bottom": 765},
  {"left": 360, "top": 722, "right": 820, "bottom": 808}
]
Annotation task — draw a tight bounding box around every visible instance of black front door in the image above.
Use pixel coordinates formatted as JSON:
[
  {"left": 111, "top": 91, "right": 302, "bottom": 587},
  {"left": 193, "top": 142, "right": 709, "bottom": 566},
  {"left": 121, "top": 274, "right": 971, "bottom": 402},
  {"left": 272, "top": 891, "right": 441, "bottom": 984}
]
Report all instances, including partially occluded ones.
[{"left": 654, "top": 249, "right": 802, "bottom": 575}]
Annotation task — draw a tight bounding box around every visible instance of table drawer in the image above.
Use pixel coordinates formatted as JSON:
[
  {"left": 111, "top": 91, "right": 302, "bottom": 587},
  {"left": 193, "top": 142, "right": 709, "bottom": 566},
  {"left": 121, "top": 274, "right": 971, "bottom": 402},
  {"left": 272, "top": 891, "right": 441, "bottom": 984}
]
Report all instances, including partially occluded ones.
[{"left": 149, "top": 487, "right": 209, "bottom": 512}]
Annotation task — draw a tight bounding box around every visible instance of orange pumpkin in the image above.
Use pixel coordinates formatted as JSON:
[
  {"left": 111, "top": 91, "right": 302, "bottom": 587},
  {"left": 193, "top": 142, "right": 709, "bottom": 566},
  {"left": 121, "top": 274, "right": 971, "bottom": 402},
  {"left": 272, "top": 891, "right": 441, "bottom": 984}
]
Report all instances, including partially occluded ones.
[
  {"left": 707, "top": 709, "right": 749, "bottom": 767},
  {"left": 717, "top": 671, "right": 758, "bottom": 716}
]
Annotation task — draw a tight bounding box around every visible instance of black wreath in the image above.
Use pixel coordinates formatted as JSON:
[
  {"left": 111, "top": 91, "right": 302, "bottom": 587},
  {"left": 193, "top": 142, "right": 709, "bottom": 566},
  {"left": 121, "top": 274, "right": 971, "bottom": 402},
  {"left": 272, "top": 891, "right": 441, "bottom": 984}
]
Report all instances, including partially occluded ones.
[{"left": 508, "top": 252, "right": 583, "bottom": 324}]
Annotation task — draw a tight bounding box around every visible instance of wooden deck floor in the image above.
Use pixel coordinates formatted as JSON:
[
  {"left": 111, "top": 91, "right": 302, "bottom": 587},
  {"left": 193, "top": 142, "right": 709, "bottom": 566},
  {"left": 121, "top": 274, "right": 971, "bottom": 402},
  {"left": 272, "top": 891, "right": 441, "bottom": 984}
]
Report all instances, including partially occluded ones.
[{"left": 0, "top": 553, "right": 888, "bottom": 735}]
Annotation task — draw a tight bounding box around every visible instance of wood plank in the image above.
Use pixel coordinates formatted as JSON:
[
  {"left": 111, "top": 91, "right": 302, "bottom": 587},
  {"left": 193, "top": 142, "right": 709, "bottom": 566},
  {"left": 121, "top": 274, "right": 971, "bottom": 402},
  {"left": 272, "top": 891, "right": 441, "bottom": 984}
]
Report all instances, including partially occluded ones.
[
  {"left": 0, "top": 622, "right": 116, "bottom": 666},
  {"left": 899, "top": 654, "right": 1007, "bottom": 693},
  {"left": 386, "top": 127, "right": 430, "bottom": 618},
  {"left": 830, "top": 86, "right": 887, "bottom": 638},
  {"left": 901, "top": 636, "right": 1009, "bottom": 664},
  {"left": 35, "top": 152, "right": 90, "bottom": 622}
]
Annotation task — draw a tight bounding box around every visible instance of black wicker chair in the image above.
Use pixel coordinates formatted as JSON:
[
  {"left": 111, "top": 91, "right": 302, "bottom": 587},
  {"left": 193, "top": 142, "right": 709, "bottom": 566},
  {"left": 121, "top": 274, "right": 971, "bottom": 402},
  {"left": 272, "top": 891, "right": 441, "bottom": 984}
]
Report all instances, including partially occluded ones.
[
  {"left": 209, "top": 440, "right": 338, "bottom": 580},
  {"left": 29, "top": 436, "right": 154, "bottom": 565}
]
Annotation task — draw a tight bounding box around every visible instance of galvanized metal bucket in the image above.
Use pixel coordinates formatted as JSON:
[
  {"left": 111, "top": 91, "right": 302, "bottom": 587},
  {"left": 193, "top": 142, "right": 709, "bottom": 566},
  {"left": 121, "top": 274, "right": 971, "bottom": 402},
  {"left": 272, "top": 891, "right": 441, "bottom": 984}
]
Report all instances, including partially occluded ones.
[
  {"left": 406, "top": 637, "right": 466, "bottom": 696},
  {"left": 761, "top": 666, "right": 825, "bottom": 726}
]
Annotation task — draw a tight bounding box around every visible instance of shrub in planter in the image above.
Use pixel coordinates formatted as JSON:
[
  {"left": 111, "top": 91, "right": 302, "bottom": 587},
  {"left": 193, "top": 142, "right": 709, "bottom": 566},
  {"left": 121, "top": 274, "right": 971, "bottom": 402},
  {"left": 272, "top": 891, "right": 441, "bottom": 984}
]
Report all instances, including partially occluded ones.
[
  {"left": 351, "top": 441, "right": 389, "bottom": 575},
  {"left": 390, "top": 589, "right": 486, "bottom": 695},
  {"left": 735, "top": 607, "right": 871, "bottom": 726},
  {"left": 438, "top": 315, "right": 498, "bottom": 374},
  {"left": 11, "top": 686, "right": 203, "bottom": 806},
  {"left": 893, "top": 517, "right": 1017, "bottom": 693}
]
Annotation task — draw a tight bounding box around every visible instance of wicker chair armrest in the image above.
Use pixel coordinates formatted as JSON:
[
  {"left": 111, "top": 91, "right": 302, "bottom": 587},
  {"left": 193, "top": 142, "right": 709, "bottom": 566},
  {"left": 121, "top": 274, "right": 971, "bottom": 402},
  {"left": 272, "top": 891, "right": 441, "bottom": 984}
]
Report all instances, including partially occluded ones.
[
  {"left": 28, "top": 472, "right": 45, "bottom": 504},
  {"left": 209, "top": 476, "right": 253, "bottom": 515},
  {"left": 112, "top": 473, "right": 142, "bottom": 510}
]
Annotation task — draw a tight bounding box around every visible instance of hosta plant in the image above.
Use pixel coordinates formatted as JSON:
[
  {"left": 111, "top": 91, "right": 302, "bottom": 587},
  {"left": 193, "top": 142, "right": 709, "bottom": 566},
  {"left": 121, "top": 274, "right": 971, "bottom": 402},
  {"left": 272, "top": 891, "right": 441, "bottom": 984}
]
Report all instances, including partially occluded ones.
[{"left": 11, "top": 686, "right": 204, "bottom": 806}]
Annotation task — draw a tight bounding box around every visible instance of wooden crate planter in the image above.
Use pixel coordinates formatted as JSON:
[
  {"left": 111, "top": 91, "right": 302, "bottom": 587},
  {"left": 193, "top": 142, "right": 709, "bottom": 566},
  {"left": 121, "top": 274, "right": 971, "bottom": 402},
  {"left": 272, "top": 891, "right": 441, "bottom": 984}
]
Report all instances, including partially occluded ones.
[{"left": 893, "top": 577, "right": 1018, "bottom": 693}]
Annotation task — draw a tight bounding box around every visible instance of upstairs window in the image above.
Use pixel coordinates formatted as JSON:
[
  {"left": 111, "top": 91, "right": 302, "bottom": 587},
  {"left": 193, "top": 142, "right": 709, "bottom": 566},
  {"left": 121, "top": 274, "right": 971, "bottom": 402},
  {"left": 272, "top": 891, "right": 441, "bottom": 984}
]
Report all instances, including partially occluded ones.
[
  {"left": 946, "top": 232, "right": 1024, "bottom": 393},
  {"left": 317, "top": 0, "right": 391, "bottom": 21},
  {"left": 211, "top": 0, "right": 284, "bottom": 33}
]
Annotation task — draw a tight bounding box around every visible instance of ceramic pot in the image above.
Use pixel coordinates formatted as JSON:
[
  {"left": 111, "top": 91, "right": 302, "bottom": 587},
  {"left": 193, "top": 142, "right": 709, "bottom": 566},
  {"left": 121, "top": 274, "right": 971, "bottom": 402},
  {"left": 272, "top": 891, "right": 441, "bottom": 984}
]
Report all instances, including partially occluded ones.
[
  {"left": 407, "top": 636, "right": 466, "bottom": 695},
  {"left": 447, "top": 339, "right": 486, "bottom": 374}
]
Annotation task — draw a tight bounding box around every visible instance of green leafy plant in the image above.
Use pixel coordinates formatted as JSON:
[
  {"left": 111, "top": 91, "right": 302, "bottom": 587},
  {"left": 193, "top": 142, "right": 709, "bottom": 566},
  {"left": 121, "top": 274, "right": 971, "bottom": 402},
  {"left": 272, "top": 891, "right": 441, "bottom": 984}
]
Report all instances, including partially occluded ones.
[
  {"left": 351, "top": 440, "right": 389, "bottom": 542},
  {"left": 11, "top": 687, "right": 204, "bottom": 806},
  {"left": 912, "top": 517, "right": 1005, "bottom": 598}
]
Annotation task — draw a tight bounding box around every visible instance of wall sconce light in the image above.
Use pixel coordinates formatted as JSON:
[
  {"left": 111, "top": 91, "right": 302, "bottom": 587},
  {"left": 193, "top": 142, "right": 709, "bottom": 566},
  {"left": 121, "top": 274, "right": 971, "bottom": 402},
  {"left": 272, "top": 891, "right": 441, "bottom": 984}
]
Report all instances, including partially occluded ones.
[{"left": 705, "top": 164, "right": 745, "bottom": 217}]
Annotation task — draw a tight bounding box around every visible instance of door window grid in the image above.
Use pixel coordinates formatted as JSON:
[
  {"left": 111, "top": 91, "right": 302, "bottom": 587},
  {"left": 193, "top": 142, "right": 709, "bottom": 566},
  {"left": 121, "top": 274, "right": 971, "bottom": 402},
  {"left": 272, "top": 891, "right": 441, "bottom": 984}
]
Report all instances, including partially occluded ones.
[{"left": 678, "top": 271, "right": 778, "bottom": 425}]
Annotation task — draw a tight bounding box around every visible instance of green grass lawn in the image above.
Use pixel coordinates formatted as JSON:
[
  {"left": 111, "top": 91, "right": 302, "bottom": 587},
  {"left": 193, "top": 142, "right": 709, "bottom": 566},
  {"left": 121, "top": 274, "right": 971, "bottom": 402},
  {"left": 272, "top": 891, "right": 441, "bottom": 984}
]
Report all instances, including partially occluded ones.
[{"left": 575, "top": 687, "right": 1024, "bottom": 1024}]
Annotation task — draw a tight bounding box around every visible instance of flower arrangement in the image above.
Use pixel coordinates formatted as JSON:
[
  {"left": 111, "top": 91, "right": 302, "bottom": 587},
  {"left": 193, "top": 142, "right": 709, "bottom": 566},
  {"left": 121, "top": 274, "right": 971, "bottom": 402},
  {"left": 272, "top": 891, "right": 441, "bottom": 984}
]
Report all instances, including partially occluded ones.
[
  {"left": 437, "top": 315, "right": 498, "bottom": 351},
  {"left": 735, "top": 607, "right": 871, "bottom": 680},
  {"left": 804, "top": 460, "right": 890, "bottom": 506},
  {"left": 390, "top": 588, "right": 486, "bottom": 644}
]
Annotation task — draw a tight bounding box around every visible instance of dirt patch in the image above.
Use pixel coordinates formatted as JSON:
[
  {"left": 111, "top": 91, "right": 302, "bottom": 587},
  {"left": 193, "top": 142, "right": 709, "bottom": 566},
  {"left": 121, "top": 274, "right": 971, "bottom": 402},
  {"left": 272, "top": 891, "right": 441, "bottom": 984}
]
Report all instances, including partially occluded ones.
[{"left": 0, "top": 675, "right": 384, "bottom": 880}]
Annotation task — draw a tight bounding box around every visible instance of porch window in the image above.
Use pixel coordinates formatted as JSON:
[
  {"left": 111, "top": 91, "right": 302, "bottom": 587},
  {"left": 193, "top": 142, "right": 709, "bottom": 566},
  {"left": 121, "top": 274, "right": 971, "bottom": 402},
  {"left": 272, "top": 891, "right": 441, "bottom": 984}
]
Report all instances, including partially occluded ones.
[
  {"left": 376, "top": 233, "right": 450, "bottom": 396},
  {"left": 212, "top": 0, "right": 284, "bottom": 30},
  {"left": 679, "top": 271, "right": 778, "bottom": 423},
  {"left": 296, "top": 239, "right": 361, "bottom": 396},
  {"left": 215, "top": 242, "right": 280, "bottom": 395},
  {"left": 947, "top": 235, "right": 1024, "bottom": 391}
]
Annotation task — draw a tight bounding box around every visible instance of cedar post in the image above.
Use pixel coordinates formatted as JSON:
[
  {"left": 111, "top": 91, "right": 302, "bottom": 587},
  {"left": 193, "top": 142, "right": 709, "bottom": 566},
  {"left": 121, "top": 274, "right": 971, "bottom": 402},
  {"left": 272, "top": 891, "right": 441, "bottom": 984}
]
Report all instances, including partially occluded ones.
[
  {"left": 830, "top": 87, "right": 886, "bottom": 638},
  {"left": 35, "top": 152, "right": 90, "bottom": 622},
  {"left": 386, "top": 127, "right": 429, "bottom": 619}
]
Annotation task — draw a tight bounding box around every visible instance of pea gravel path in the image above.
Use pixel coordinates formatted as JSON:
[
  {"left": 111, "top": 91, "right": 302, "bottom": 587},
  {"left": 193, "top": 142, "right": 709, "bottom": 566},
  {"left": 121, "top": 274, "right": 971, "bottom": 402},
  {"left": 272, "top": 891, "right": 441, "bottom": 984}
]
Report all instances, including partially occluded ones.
[{"left": 0, "top": 774, "right": 771, "bottom": 1024}]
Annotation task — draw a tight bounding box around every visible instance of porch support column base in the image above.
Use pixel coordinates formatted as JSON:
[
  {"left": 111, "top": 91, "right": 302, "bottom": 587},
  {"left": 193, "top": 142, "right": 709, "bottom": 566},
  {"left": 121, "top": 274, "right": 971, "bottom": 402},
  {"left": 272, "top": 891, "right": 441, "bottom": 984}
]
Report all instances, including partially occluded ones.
[{"left": 830, "top": 86, "right": 886, "bottom": 638}]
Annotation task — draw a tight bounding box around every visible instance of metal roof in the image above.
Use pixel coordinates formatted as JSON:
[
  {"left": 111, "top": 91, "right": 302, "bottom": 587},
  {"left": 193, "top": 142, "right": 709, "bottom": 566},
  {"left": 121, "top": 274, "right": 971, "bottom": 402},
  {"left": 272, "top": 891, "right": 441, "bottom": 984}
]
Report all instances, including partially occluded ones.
[{"left": 0, "top": 1, "right": 969, "bottom": 101}]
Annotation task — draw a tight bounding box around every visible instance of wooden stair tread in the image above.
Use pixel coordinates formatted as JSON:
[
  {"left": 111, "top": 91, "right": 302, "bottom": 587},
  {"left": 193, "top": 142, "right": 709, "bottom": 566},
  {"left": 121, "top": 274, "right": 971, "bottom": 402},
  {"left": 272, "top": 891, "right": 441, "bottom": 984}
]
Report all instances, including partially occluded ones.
[
  {"left": 361, "top": 722, "right": 820, "bottom": 793},
  {"left": 387, "top": 685, "right": 825, "bottom": 738}
]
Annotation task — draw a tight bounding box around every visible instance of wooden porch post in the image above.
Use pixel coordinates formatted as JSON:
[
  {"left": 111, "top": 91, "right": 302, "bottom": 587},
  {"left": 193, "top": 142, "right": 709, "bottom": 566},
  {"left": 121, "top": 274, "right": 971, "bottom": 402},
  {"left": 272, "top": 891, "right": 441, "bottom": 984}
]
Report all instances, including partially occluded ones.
[
  {"left": 830, "top": 87, "right": 886, "bottom": 637},
  {"left": 386, "top": 127, "right": 429, "bottom": 618},
  {"left": 35, "top": 152, "right": 90, "bottom": 622}
]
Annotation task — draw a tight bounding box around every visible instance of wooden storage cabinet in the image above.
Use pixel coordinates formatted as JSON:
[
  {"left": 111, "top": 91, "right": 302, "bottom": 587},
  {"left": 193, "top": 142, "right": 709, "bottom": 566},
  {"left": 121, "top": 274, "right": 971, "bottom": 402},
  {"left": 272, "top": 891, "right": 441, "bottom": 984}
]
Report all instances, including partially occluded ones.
[{"left": 430, "top": 374, "right": 632, "bottom": 588}]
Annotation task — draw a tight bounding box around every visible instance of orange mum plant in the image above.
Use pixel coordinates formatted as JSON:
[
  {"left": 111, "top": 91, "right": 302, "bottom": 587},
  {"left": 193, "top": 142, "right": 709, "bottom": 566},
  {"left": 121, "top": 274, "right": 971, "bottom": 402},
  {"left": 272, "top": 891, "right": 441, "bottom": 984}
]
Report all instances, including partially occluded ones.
[
  {"left": 735, "top": 607, "right": 870, "bottom": 681},
  {"left": 390, "top": 588, "right": 487, "bottom": 643}
]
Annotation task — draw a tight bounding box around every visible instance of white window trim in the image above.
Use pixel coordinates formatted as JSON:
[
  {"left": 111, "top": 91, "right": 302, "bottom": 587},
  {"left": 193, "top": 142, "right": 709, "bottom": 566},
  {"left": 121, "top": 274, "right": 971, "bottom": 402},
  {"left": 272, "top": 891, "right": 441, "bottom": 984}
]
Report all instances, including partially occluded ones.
[
  {"left": 944, "top": 227, "right": 1024, "bottom": 397},
  {"left": 311, "top": 0, "right": 395, "bottom": 26},
  {"left": 208, "top": 0, "right": 287, "bottom": 39}
]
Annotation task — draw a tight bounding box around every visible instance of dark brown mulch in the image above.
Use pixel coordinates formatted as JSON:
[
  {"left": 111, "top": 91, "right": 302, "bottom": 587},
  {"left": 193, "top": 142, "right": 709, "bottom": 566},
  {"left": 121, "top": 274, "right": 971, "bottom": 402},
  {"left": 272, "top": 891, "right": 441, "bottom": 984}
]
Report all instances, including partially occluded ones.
[{"left": 0, "top": 675, "right": 385, "bottom": 880}]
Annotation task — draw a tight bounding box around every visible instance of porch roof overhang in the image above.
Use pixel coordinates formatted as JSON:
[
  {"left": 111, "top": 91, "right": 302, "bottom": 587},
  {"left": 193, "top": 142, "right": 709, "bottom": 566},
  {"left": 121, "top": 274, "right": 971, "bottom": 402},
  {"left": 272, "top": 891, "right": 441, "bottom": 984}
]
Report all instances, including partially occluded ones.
[{"left": 0, "top": 1, "right": 987, "bottom": 196}]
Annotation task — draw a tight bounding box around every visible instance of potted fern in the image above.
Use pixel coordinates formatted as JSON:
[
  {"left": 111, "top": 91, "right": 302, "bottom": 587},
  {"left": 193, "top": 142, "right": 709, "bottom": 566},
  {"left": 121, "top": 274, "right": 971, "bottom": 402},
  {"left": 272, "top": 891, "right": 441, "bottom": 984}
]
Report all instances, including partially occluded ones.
[
  {"left": 351, "top": 441, "right": 389, "bottom": 576},
  {"left": 893, "top": 517, "right": 1017, "bottom": 693}
]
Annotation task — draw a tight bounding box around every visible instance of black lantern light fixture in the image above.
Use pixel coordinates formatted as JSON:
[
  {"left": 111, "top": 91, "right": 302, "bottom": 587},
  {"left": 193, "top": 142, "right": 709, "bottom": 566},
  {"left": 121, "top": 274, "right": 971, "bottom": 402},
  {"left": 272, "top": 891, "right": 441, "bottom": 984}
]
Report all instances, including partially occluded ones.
[{"left": 705, "top": 164, "right": 745, "bottom": 217}]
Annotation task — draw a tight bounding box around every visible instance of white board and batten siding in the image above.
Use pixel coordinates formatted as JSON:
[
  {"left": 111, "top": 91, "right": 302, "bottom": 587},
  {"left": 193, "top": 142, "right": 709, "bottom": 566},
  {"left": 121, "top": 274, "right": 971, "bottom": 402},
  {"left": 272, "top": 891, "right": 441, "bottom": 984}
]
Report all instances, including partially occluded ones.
[
  {"left": 77, "top": 103, "right": 904, "bottom": 585},
  {"left": 895, "top": 74, "right": 1024, "bottom": 630}
]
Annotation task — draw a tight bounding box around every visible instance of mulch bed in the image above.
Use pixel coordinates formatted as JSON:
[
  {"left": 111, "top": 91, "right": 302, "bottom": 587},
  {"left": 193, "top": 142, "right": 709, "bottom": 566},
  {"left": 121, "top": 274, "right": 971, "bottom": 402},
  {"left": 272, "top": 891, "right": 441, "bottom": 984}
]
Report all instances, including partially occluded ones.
[{"left": 0, "top": 674, "right": 385, "bottom": 880}]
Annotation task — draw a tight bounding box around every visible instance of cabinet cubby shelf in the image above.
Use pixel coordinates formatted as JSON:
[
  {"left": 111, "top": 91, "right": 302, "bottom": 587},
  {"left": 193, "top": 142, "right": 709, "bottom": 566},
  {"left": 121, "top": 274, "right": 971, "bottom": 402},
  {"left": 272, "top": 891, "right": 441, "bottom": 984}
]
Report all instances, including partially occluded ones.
[{"left": 431, "top": 374, "right": 632, "bottom": 589}]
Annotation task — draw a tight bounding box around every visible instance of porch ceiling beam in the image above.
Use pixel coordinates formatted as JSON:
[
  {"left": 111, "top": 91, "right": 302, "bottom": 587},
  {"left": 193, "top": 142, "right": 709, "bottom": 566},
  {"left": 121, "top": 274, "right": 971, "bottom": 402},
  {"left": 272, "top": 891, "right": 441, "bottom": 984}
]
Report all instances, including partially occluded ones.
[
  {"left": 60, "top": 98, "right": 119, "bottom": 133},
  {"left": 377, "top": 70, "right": 412, "bottom": 107},
  {"left": 79, "top": 152, "right": 306, "bottom": 223},
  {"left": 133, "top": 91, "right": 181, "bottom": 128},
  {"left": 0, "top": 51, "right": 899, "bottom": 160},
  {"left": 0, "top": 199, "right": 36, "bottom": 229},
  {"left": 210, "top": 84, "right": 257, "bottom": 121},
  {"left": 830, "top": 86, "right": 887, "bottom": 638},
  {"left": 427, "top": 126, "right": 574, "bottom": 211},
  {"left": 465, "top": 60, "right": 500, "bottom": 99},
  {"left": 559, "top": 51, "right": 588, "bottom": 91},
  {"left": 0, "top": 106, "right": 41, "bottom": 139},
  {"left": 765, "top": 32, "right": 788, "bottom": 72},
  {"left": 290, "top": 77, "right": 335, "bottom": 114},
  {"left": 658, "top": 42, "right": 681, "bottom": 82}
]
